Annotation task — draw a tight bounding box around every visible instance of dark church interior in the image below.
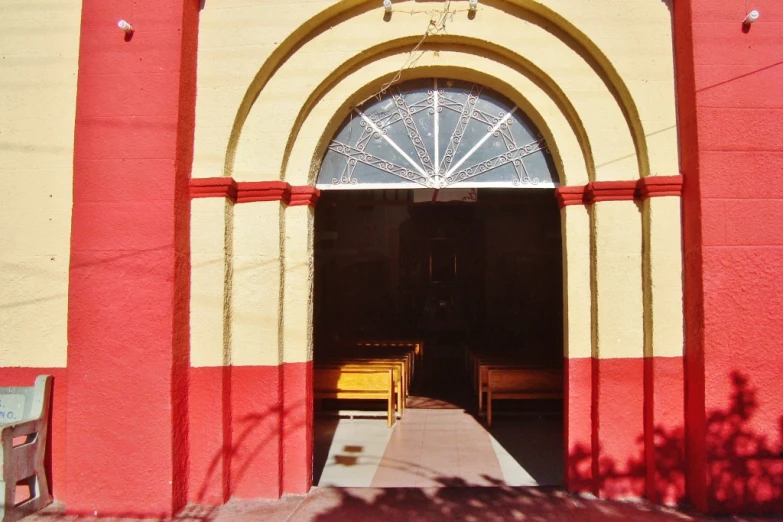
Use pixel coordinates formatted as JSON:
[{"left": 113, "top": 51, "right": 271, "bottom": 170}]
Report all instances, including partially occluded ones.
[{"left": 313, "top": 188, "right": 564, "bottom": 409}]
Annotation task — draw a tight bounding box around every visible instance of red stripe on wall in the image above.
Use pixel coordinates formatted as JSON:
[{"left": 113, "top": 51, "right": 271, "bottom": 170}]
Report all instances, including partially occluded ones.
[
  {"left": 637, "top": 176, "right": 684, "bottom": 199},
  {"left": 67, "top": 0, "right": 198, "bottom": 516},
  {"left": 281, "top": 361, "right": 313, "bottom": 494},
  {"left": 555, "top": 177, "right": 683, "bottom": 208},
  {"left": 644, "top": 356, "right": 685, "bottom": 506},
  {"left": 592, "top": 357, "right": 646, "bottom": 498},
  {"left": 188, "top": 366, "right": 231, "bottom": 505},
  {"left": 567, "top": 356, "right": 685, "bottom": 501},
  {"left": 554, "top": 186, "right": 586, "bottom": 209},
  {"left": 288, "top": 186, "right": 321, "bottom": 208},
  {"left": 236, "top": 181, "right": 291, "bottom": 204},
  {"left": 188, "top": 178, "right": 321, "bottom": 207},
  {"left": 229, "top": 365, "right": 283, "bottom": 498},
  {"left": 187, "top": 362, "right": 312, "bottom": 503},
  {"left": 0, "top": 368, "right": 67, "bottom": 502},
  {"left": 564, "top": 357, "right": 593, "bottom": 492},
  {"left": 584, "top": 181, "right": 638, "bottom": 204},
  {"left": 191, "top": 178, "right": 238, "bottom": 200}
]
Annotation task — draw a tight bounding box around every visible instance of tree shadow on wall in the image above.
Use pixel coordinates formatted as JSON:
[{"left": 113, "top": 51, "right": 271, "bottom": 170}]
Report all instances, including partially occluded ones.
[
  {"left": 566, "top": 371, "right": 782, "bottom": 514},
  {"left": 193, "top": 398, "right": 309, "bottom": 505},
  {"left": 704, "top": 373, "right": 783, "bottom": 514}
]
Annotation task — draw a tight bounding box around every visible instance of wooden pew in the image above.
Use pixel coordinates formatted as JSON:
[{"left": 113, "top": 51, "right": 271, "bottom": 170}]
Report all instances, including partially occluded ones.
[
  {"left": 486, "top": 368, "right": 563, "bottom": 427},
  {"left": 337, "top": 344, "right": 417, "bottom": 388},
  {"left": 477, "top": 363, "right": 547, "bottom": 414},
  {"left": 343, "top": 340, "right": 424, "bottom": 381},
  {"left": 314, "top": 367, "right": 396, "bottom": 427},
  {"left": 320, "top": 358, "right": 408, "bottom": 415}
]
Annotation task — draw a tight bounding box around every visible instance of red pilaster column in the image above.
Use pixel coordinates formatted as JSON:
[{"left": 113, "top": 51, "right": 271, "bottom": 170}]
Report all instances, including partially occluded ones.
[
  {"left": 67, "top": 0, "right": 198, "bottom": 515},
  {"left": 676, "top": 0, "right": 783, "bottom": 514}
]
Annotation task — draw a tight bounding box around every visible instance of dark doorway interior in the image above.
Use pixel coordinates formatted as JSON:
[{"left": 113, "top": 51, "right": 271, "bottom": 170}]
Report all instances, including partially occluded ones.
[{"left": 313, "top": 189, "right": 563, "bottom": 411}]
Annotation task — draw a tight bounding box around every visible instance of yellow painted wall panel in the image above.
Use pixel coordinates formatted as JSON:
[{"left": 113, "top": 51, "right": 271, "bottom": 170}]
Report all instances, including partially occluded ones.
[
  {"left": 562, "top": 205, "right": 592, "bottom": 359},
  {"left": 592, "top": 201, "right": 644, "bottom": 359},
  {"left": 644, "top": 196, "right": 684, "bottom": 358},
  {"left": 230, "top": 202, "right": 284, "bottom": 366},
  {"left": 282, "top": 206, "right": 314, "bottom": 364},
  {"left": 0, "top": 257, "right": 69, "bottom": 367},
  {"left": 191, "top": 198, "right": 232, "bottom": 367},
  {"left": 0, "top": 0, "right": 81, "bottom": 368}
]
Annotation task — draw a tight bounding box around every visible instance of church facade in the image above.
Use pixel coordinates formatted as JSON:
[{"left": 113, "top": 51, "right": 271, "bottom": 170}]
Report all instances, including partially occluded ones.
[{"left": 1, "top": 0, "right": 781, "bottom": 516}]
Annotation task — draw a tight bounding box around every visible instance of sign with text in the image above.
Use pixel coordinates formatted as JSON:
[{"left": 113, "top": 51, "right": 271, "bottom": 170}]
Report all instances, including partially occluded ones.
[{"left": 0, "top": 393, "right": 25, "bottom": 422}]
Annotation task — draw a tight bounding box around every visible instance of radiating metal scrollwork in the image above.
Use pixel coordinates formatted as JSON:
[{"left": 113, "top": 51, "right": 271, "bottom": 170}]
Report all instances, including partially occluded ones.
[{"left": 317, "top": 79, "right": 558, "bottom": 189}]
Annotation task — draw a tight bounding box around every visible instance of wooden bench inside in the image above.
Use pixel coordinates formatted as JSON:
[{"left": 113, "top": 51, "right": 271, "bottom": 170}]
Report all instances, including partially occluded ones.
[
  {"left": 314, "top": 367, "right": 396, "bottom": 427},
  {"left": 342, "top": 340, "right": 424, "bottom": 382},
  {"left": 486, "top": 368, "right": 563, "bottom": 427},
  {"left": 319, "top": 358, "right": 408, "bottom": 416},
  {"left": 477, "top": 363, "right": 551, "bottom": 414}
]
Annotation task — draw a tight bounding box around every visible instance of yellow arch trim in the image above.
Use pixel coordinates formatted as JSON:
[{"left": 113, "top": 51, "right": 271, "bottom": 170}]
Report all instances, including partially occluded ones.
[
  {"left": 278, "top": 38, "right": 594, "bottom": 186},
  {"left": 302, "top": 64, "right": 569, "bottom": 187},
  {"left": 224, "top": 0, "right": 648, "bottom": 179}
]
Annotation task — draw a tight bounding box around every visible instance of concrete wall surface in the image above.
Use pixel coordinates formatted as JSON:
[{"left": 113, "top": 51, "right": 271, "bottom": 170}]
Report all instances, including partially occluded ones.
[{"left": 0, "top": 0, "right": 82, "bottom": 368}]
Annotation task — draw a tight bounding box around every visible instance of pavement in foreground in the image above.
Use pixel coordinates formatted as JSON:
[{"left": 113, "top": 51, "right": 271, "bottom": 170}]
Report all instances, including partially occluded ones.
[{"left": 24, "top": 488, "right": 780, "bottom": 522}]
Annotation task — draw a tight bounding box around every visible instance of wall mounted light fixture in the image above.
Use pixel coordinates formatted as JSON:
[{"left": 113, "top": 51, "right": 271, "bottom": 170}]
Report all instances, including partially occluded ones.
[
  {"left": 383, "top": 0, "right": 392, "bottom": 13},
  {"left": 469, "top": 0, "right": 478, "bottom": 11},
  {"left": 744, "top": 10, "right": 760, "bottom": 25},
  {"left": 117, "top": 20, "right": 134, "bottom": 33}
]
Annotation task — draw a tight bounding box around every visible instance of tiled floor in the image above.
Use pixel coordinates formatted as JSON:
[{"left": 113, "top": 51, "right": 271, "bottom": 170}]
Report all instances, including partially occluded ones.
[
  {"left": 28, "top": 488, "right": 775, "bottom": 522},
  {"left": 313, "top": 408, "right": 564, "bottom": 488},
  {"left": 314, "top": 417, "right": 395, "bottom": 487}
]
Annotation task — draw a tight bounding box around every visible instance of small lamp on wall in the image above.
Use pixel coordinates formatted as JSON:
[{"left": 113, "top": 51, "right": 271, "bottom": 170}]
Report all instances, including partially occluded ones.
[
  {"left": 383, "top": 0, "right": 392, "bottom": 13},
  {"left": 469, "top": 0, "right": 478, "bottom": 11},
  {"left": 117, "top": 20, "right": 134, "bottom": 33},
  {"left": 744, "top": 10, "right": 760, "bottom": 25}
]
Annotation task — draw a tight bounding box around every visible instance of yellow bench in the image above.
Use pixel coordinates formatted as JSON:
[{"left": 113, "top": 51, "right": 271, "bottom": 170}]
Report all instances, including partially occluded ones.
[
  {"left": 336, "top": 345, "right": 417, "bottom": 389},
  {"left": 321, "top": 358, "right": 408, "bottom": 416},
  {"left": 314, "top": 367, "right": 396, "bottom": 427},
  {"left": 486, "top": 368, "right": 563, "bottom": 427},
  {"left": 343, "top": 340, "right": 424, "bottom": 380}
]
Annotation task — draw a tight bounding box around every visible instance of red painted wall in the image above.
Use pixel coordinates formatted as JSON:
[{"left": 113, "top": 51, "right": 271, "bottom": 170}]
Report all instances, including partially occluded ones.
[
  {"left": 676, "top": 0, "right": 783, "bottom": 514},
  {"left": 66, "top": 0, "right": 198, "bottom": 516},
  {"left": 187, "top": 362, "right": 313, "bottom": 504}
]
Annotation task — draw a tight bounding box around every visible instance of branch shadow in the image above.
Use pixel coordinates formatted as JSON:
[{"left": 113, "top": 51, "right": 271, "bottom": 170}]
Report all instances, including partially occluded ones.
[
  {"left": 305, "top": 372, "right": 782, "bottom": 520},
  {"left": 566, "top": 371, "right": 782, "bottom": 514}
]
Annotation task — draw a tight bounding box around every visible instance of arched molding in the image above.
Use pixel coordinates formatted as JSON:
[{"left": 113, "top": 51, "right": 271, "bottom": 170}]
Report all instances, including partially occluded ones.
[
  {"left": 278, "top": 39, "right": 593, "bottom": 187},
  {"left": 282, "top": 53, "right": 590, "bottom": 187},
  {"left": 224, "top": 0, "right": 650, "bottom": 183}
]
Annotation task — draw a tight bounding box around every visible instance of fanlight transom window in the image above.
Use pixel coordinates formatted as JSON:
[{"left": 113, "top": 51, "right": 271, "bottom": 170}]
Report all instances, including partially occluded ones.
[{"left": 317, "top": 78, "right": 559, "bottom": 190}]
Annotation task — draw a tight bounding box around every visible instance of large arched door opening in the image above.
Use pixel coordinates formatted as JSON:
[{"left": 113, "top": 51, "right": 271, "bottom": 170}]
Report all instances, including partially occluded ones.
[{"left": 311, "top": 79, "right": 565, "bottom": 487}]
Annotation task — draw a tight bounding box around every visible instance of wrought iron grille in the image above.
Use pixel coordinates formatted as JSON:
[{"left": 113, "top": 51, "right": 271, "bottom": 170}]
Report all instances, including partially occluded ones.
[{"left": 316, "top": 78, "right": 558, "bottom": 190}]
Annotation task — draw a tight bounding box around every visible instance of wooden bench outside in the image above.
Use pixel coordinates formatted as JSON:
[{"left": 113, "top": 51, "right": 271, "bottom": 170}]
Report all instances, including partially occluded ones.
[
  {"left": 486, "top": 368, "right": 563, "bottom": 427},
  {"left": 1, "top": 375, "right": 53, "bottom": 522},
  {"left": 314, "top": 367, "right": 396, "bottom": 427}
]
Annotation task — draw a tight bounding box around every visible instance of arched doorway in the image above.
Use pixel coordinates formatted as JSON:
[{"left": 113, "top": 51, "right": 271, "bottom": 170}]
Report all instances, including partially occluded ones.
[
  {"left": 187, "top": 0, "right": 683, "bottom": 503},
  {"left": 311, "top": 78, "right": 565, "bottom": 487}
]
